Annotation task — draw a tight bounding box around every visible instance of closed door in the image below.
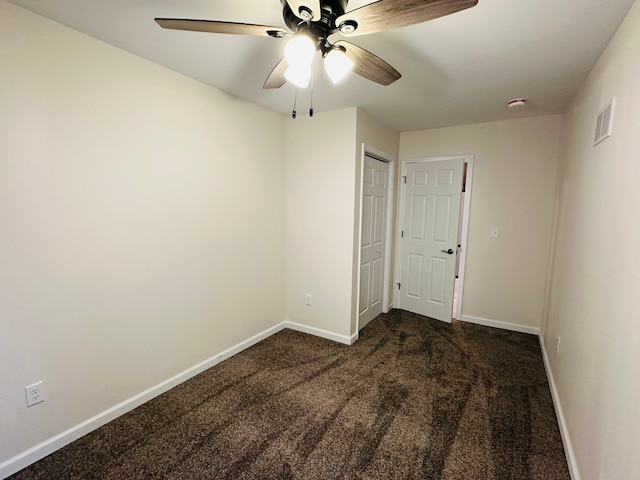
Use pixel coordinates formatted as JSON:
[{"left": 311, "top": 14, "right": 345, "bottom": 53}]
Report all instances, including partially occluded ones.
[
  {"left": 359, "top": 155, "right": 389, "bottom": 329},
  {"left": 398, "top": 158, "right": 463, "bottom": 323}
]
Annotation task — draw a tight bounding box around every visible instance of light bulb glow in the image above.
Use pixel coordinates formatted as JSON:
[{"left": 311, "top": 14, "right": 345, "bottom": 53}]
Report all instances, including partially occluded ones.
[
  {"left": 324, "top": 48, "right": 354, "bottom": 84},
  {"left": 285, "top": 64, "right": 311, "bottom": 88},
  {"left": 284, "top": 35, "right": 316, "bottom": 67}
]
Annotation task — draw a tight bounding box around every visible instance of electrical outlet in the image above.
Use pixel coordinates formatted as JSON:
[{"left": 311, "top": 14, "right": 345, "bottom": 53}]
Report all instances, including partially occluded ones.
[
  {"left": 305, "top": 294, "right": 312, "bottom": 306},
  {"left": 25, "top": 381, "right": 44, "bottom": 407},
  {"left": 556, "top": 336, "right": 561, "bottom": 356}
]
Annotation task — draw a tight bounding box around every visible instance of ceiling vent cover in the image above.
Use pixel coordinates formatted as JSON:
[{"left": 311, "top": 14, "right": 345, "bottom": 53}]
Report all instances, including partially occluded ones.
[{"left": 594, "top": 98, "right": 615, "bottom": 146}]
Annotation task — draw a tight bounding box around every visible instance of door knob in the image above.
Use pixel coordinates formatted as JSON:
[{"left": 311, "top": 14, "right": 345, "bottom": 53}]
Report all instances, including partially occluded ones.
[{"left": 441, "top": 248, "right": 454, "bottom": 255}]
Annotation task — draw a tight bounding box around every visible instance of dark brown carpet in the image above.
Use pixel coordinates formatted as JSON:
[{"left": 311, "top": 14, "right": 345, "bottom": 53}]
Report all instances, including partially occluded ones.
[{"left": 9, "top": 310, "right": 570, "bottom": 479}]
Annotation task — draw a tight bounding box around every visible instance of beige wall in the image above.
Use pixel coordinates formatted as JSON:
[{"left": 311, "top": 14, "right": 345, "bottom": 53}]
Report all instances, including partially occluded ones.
[
  {"left": 544, "top": 1, "right": 640, "bottom": 478},
  {"left": 284, "top": 108, "right": 358, "bottom": 339},
  {"left": 0, "top": 0, "right": 285, "bottom": 466},
  {"left": 400, "top": 116, "right": 562, "bottom": 329}
]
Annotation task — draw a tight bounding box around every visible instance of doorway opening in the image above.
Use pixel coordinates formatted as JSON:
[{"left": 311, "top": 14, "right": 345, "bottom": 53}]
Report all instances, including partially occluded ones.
[{"left": 453, "top": 158, "right": 473, "bottom": 320}]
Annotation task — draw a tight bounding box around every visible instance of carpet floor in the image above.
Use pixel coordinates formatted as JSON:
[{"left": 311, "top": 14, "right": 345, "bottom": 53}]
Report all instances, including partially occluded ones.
[{"left": 8, "top": 310, "right": 570, "bottom": 479}]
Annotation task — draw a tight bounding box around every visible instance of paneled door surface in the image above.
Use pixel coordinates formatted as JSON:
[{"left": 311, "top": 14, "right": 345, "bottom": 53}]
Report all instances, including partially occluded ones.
[
  {"left": 398, "top": 158, "right": 464, "bottom": 322},
  {"left": 359, "top": 155, "right": 389, "bottom": 329}
]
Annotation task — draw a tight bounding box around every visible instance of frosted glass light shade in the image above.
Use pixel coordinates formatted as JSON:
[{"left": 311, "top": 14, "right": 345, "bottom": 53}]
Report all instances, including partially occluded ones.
[
  {"left": 285, "top": 35, "right": 315, "bottom": 67},
  {"left": 324, "top": 48, "right": 354, "bottom": 84},
  {"left": 284, "top": 64, "right": 312, "bottom": 88}
]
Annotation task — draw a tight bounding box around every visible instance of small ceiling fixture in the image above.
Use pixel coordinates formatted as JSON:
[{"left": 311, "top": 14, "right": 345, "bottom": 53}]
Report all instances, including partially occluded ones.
[{"left": 508, "top": 98, "right": 527, "bottom": 108}]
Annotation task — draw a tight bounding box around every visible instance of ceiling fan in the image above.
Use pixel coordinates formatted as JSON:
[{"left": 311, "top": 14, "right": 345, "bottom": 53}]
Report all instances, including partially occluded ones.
[{"left": 155, "top": 0, "right": 478, "bottom": 90}]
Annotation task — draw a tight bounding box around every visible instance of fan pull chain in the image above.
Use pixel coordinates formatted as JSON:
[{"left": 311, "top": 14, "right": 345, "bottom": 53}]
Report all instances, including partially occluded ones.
[
  {"left": 292, "top": 88, "right": 298, "bottom": 120},
  {"left": 309, "top": 71, "right": 314, "bottom": 118}
]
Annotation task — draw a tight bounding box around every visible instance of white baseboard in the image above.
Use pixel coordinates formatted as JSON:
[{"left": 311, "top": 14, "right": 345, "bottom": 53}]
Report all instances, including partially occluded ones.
[
  {"left": 284, "top": 320, "right": 357, "bottom": 345},
  {"left": 458, "top": 314, "right": 540, "bottom": 336},
  {"left": 538, "top": 335, "right": 580, "bottom": 480},
  {"left": 0, "top": 322, "right": 287, "bottom": 480}
]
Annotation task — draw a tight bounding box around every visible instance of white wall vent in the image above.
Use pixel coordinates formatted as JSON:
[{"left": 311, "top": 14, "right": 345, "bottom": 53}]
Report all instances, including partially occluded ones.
[{"left": 593, "top": 98, "right": 615, "bottom": 146}]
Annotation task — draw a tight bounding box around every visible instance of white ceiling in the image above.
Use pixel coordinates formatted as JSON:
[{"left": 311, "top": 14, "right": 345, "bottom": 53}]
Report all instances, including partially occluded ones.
[{"left": 9, "top": 0, "right": 636, "bottom": 132}]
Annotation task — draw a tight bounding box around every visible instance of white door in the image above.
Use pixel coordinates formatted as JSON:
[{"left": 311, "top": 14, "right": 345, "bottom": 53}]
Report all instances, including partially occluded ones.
[
  {"left": 359, "top": 155, "right": 389, "bottom": 329},
  {"left": 398, "top": 158, "right": 464, "bottom": 323}
]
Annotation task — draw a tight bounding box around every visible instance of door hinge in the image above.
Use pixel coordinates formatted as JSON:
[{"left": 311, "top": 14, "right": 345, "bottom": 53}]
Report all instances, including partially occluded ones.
[
  {"left": 402, "top": 176, "right": 407, "bottom": 184},
  {"left": 396, "top": 282, "right": 401, "bottom": 290}
]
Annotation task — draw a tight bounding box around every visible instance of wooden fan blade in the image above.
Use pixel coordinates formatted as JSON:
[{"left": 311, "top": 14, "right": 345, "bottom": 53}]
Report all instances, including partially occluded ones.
[
  {"left": 263, "top": 58, "right": 289, "bottom": 89},
  {"left": 155, "top": 18, "right": 288, "bottom": 37},
  {"left": 335, "top": 0, "right": 478, "bottom": 37},
  {"left": 334, "top": 41, "right": 401, "bottom": 86},
  {"left": 285, "top": 0, "right": 322, "bottom": 21}
]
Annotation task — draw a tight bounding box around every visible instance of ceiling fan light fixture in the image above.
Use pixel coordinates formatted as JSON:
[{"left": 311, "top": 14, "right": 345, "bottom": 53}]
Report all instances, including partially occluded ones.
[
  {"left": 284, "top": 64, "right": 312, "bottom": 88},
  {"left": 156, "top": 0, "right": 480, "bottom": 91},
  {"left": 324, "top": 47, "right": 354, "bottom": 84},
  {"left": 284, "top": 35, "right": 316, "bottom": 67}
]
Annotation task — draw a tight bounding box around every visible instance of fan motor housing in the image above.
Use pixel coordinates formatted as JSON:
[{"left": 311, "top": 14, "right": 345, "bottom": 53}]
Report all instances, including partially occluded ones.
[{"left": 281, "top": 0, "right": 348, "bottom": 35}]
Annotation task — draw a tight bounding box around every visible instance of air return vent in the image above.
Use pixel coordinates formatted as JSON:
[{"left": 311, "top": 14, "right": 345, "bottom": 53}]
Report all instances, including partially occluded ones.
[{"left": 593, "top": 98, "right": 615, "bottom": 146}]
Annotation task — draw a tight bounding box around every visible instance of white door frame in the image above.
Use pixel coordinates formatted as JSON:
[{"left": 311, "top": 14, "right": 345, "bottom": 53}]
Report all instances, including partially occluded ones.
[
  {"left": 356, "top": 145, "right": 395, "bottom": 332},
  {"left": 393, "top": 155, "right": 473, "bottom": 320}
]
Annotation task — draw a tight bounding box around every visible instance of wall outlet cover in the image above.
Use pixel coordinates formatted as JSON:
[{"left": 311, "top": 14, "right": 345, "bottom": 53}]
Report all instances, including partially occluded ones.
[{"left": 25, "top": 381, "right": 44, "bottom": 407}]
